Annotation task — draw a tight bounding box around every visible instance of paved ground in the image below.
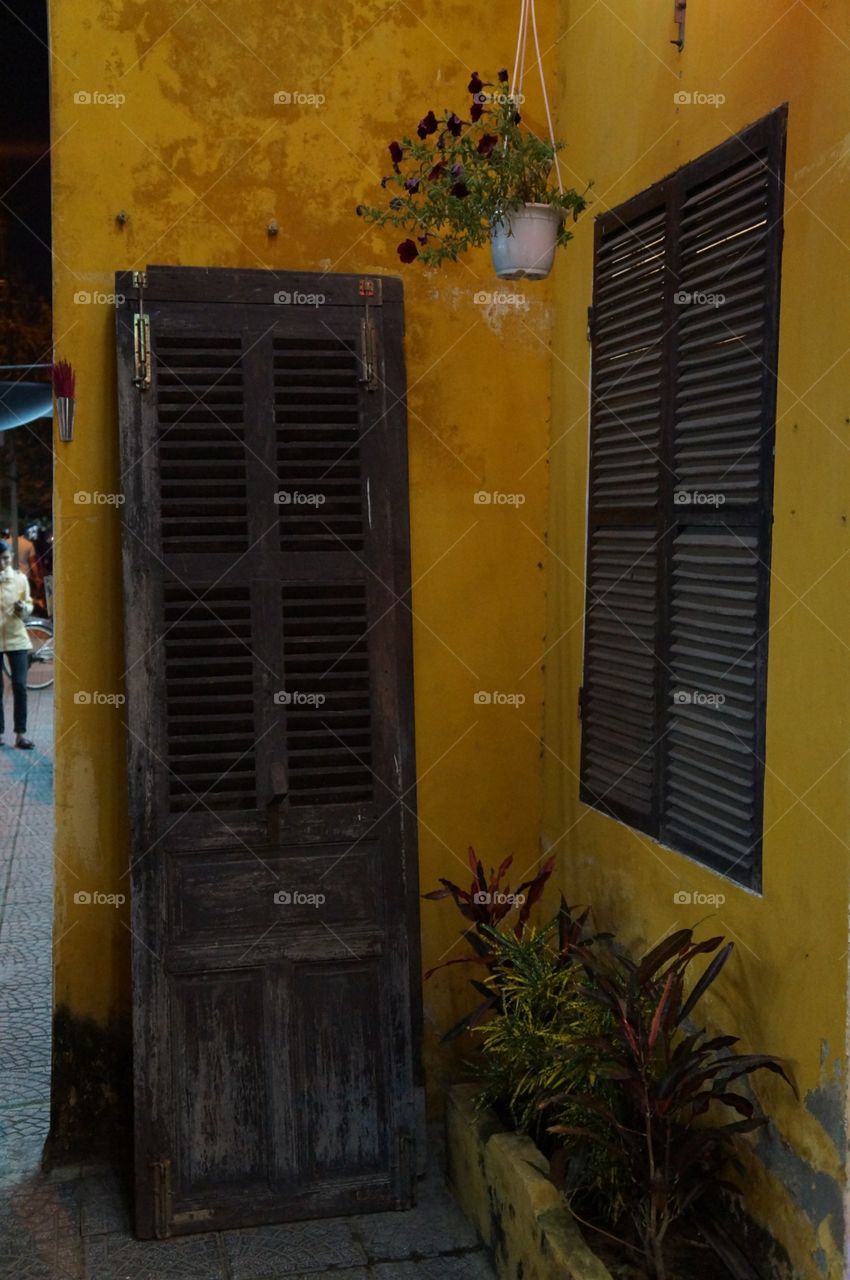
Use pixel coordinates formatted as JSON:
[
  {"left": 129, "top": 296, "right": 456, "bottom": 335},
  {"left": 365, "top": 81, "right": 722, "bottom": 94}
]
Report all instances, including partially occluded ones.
[{"left": 0, "top": 683, "right": 496, "bottom": 1279}]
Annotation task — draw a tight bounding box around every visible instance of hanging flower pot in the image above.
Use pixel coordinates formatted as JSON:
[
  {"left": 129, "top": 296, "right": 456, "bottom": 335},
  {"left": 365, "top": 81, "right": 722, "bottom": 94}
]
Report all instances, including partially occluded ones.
[
  {"left": 490, "top": 203, "right": 563, "bottom": 280},
  {"left": 356, "top": 61, "right": 588, "bottom": 277}
]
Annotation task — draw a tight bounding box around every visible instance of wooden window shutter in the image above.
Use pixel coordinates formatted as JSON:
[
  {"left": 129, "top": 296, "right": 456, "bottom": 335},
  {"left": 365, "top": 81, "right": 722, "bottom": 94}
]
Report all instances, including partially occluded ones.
[
  {"left": 580, "top": 107, "right": 786, "bottom": 889},
  {"left": 116, "top": 267, "right": 422, "bottom": 1236},
  {"left": 660, "top": 116, "right": 786, "bottom": 887},
  {"left": 579, "top": 202, "right": 668, "bottom": 830}
]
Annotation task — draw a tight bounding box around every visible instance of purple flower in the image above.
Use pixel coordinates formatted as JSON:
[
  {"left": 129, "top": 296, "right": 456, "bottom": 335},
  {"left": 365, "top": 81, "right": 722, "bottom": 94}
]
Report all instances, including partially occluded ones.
[
  {"left": 451, "top": 162, "right": 463, "bottom": 176},
  {"left": 355, "top": 204, "right": 364, "bottom": 216},
  {"left": 404, "top": 176, "right": 421, "bottom": 193},
  {"left": 428, "top": 161, "right": 446, "bottom": 181},
  {"left": 498, "top": 68, "right": 509, "bottom": 83},
  {"left": 417, "top": 110, "right": 438, "bottom": 138},
  {"left": 417, "top": 234, "right": 428, "bottom": 244},
  {"left": 470, "top": 100, "right": 485, "bottom": 123},
  {"left": 450, "top": 181, "right": 469, "bottom": 198},
  {"left": 477, "top": 133, "right": 498, "bottom": 157},
  {"left": 446, "top": 112, "right": 463, "bottom": 137},
  {"left": 468, "top": 71, "right": 484, "bottom": 95},
  {"left": 388, "top": 140, "right": 403, "bottom": 169},
  {"left": 397, "top": 239, "right": 419, "bottom": 263}
]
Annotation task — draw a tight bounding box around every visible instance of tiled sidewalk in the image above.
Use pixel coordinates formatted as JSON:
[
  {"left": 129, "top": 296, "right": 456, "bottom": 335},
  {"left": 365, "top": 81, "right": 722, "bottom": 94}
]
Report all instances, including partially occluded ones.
[{"left": 0, "top": 683, "right": 496, "bottom": 1280}]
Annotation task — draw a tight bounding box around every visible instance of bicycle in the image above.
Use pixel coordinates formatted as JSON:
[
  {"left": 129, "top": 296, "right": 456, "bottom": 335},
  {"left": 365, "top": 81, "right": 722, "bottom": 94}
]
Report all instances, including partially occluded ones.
[{"left": 2, "top": 617, "right": 55, "bottom": 690}]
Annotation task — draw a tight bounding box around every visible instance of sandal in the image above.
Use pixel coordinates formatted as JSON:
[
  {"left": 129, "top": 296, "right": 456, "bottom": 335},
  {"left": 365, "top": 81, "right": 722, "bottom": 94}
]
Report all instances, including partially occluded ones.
[{"left": 15, "top": 737, "right": 34, "bottom": 750}]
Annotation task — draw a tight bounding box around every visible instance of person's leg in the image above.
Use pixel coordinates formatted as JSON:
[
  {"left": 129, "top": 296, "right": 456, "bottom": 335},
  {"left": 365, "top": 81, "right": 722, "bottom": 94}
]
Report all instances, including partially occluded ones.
[{"left": 8, "top": 651, "right": 31, "bottom": 746}]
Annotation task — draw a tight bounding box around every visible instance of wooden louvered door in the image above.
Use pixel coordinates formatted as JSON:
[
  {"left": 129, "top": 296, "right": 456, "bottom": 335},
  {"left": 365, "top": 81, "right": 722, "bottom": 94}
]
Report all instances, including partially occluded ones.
[
  {"left": 116, "top": 267, "right": 421, "bottom": 1238},
  {"left": 580, "top": 107, "right": 786, "bottom": 888}
]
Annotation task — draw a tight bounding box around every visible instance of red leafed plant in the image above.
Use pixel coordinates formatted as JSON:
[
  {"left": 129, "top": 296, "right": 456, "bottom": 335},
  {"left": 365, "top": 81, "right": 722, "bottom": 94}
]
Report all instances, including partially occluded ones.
[
  {"left": 51, "top": 360, "right": 76, "bottom": 398},
  {"left": 422, "top": 847, "right": 554, "bottom": 1040},
  {"left": 541, "top": 928, "right": 796, "bottom": 1280}
]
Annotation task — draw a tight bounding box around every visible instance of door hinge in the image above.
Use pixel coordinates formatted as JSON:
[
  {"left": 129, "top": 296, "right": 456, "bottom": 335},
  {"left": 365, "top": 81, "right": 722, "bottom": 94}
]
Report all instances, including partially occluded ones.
[
  {"left": 133, "top": 313, "right": 151, "bottom": 390},
  {"left": 151, "top": 1157, "right": 173, "bottom": 1239},
  {"left": 358, "top": 278, "right": 380, "bottom": 392},
  {"left": 397, "top": 1130, "right": 416, "bottom": 1208},
  {"left": 132, "top": 270, "right": 151, "bottom": 390},
  {"left": 358, "top": 315, "right": 379, "bottom": 392},
  {"left": 586, "top": 305, "right": 594, "bottom": 343},
  {"left": 577, "top": 685, "right": 585, "bottom": 721}
]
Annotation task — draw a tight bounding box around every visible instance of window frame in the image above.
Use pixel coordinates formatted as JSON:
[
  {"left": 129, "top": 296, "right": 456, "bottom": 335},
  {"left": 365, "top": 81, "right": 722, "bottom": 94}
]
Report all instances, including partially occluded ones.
[{"left": 579, "top": 105, "right": 788, "bottom": 891}]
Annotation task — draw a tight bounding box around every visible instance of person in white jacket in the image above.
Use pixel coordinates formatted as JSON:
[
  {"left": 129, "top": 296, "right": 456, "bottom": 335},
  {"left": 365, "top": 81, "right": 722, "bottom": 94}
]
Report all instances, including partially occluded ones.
[{"left": 0, "top": 540, "right": 34, "bottom": 748}]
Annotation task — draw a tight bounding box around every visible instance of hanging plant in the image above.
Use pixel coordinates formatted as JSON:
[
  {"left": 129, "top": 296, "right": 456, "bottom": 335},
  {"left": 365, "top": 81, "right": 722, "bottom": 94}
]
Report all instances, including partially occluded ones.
[
  {"left": 357, "top": 72, "right": 587, "bottom": 279},
  {"left": 358, "top": 4, "right": 588, "bottom": 279}
]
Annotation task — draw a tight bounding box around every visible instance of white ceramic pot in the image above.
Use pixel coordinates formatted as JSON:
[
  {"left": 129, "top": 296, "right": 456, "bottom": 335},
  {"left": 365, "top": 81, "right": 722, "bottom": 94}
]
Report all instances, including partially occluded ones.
[{"left": 490, "top": 203, "right": 562, "bottom": 280}]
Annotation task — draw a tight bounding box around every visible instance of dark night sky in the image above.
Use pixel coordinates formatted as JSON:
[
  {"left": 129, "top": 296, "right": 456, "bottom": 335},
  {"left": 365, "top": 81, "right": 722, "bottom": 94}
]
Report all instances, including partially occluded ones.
[{"left": 1, "top": 0, "right": 52, "bottom": 301}]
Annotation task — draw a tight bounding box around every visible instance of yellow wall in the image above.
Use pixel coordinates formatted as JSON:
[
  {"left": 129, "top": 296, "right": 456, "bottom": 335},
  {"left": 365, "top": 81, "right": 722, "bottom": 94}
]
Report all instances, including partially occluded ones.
[
  {"left": 546, "top": 3, "right": 850, "bottom": 1277},
  {"left": 47, "top": 1, "right": 557, "bottom": 1136}
]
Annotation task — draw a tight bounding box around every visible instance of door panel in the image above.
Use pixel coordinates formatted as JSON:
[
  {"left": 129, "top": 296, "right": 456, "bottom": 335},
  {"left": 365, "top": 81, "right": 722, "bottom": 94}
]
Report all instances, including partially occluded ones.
[{"left": 116, "top": 268, "right": 420, "bottom": 1238}]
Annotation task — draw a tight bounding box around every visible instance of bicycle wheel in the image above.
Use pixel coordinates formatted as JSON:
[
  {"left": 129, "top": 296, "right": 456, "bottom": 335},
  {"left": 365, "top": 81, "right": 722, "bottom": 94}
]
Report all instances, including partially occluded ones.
[{"left": 26, "top": 623, "right": 55, "bottom": 690}]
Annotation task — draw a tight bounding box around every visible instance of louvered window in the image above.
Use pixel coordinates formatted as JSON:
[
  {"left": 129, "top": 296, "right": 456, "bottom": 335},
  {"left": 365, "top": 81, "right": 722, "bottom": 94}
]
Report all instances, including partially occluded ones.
[{"left": 579, "top": 107, "right": 786, "bottom": 889}]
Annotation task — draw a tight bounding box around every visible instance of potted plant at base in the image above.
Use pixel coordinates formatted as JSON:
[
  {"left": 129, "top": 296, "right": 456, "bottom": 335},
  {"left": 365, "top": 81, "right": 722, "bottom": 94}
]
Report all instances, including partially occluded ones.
[{"left": 357, "top": 71, "right": 588, "bottom": 280}]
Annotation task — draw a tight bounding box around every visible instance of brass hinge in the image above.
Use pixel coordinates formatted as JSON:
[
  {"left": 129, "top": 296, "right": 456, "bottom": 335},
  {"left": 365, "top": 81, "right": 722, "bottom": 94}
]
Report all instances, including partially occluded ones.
[
  {"left": 358, "top": 315, "right": 379, "bottom": 392},
  {"left": 151, "top": 1157, "right": 173, "bottom": 1239},
  {"left": 132, "top": 270, "right": 151, "bottom": 390},
  {"left": 133, "top": 313, "right": 151, "bottom": 389}
]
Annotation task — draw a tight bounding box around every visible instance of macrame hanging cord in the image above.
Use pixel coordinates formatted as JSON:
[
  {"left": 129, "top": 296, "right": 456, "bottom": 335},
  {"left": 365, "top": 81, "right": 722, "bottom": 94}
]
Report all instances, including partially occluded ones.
[{"left": 509, "top": 0, "right": 564, "bottom": 194}]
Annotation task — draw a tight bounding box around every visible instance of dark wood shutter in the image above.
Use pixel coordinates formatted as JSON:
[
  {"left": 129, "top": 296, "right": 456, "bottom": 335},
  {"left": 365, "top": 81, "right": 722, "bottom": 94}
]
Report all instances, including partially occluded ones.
[
  {"left": 579, "top": 203, "right": 667, "bottom": 829},
  {"left": 580, "top": 107, "right": 786, "bottom": 888},
  {"left": 116, "top": 267, "right": 422, "bottom": 1237}
]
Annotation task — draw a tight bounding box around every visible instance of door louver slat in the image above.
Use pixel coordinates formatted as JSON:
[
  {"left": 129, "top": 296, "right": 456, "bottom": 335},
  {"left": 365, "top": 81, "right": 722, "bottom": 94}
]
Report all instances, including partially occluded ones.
[
  {"left": 163, "top": 585, "right": 257, "bottom": 812},
  {"left": 282, "top": 583, "right": 373, "bottom": 804},
  {"left": 155, "top": 337, "right": 249, "bottom": 553},
  {"left": 274, "top": 338, "right": 364, "bottom": 551}
]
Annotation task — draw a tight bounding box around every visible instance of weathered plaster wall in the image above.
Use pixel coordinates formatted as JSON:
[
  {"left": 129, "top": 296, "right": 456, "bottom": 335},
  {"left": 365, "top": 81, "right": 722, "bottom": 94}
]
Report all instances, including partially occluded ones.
[
  {"left": 47, "top": 0, "right": 556, "bottom": 1147},
  {"left": 546, "top": 3, "right": 850, "bottom": 1276}
]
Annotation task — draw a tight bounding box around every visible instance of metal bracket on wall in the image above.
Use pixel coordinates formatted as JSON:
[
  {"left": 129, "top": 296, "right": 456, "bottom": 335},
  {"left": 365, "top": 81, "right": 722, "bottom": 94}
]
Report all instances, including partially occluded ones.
[{"left": 672, "top": 0, "right": 686, "bottom": 50}]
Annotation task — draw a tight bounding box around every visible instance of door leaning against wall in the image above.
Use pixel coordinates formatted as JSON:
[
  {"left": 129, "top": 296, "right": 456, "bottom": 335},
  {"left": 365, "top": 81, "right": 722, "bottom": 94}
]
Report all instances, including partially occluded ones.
[{"left": 115, "top": 266, "right": 422, "bottom": 1239}]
